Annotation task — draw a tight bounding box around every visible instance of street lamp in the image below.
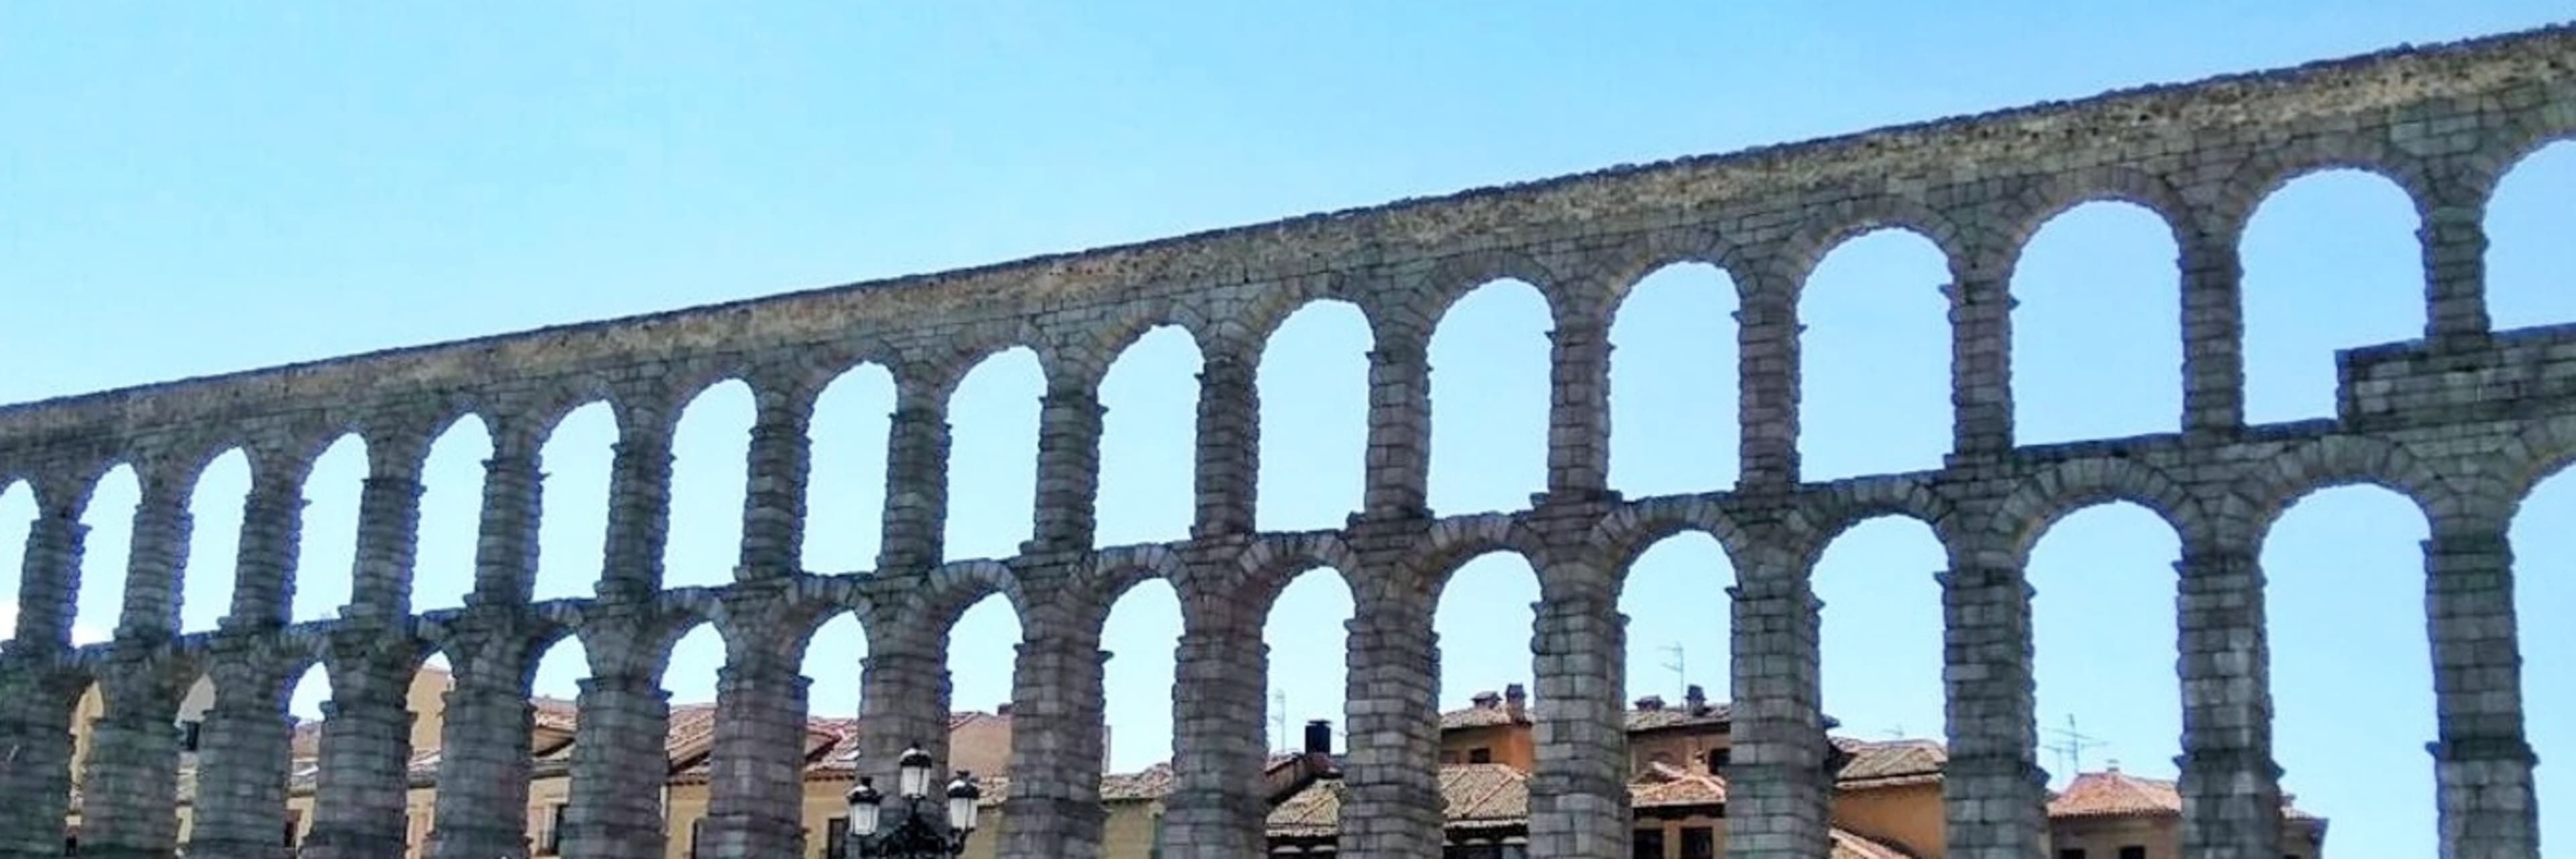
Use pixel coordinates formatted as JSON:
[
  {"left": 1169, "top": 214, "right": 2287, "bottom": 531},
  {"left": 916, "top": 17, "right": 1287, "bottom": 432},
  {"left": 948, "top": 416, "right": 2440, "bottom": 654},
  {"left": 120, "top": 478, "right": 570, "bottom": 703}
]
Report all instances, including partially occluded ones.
[{"left": 844, "top": 743, "right": 981, "bottom": 858}]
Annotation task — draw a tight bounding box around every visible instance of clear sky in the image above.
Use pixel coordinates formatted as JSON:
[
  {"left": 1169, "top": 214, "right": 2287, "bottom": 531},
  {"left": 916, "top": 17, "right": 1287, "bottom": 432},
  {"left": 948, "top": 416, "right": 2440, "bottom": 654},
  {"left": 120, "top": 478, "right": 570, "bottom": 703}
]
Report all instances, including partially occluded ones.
[{"left": 5, "top": 3, "right": 2573, "bottom": 855}]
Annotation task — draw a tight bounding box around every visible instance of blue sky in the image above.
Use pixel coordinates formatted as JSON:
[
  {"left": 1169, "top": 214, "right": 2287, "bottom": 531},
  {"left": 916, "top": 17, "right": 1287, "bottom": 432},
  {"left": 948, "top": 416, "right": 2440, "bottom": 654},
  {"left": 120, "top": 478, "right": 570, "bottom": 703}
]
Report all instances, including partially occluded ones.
[{"left": 5, "top": 3, "right": 2574, "bottom": 854}]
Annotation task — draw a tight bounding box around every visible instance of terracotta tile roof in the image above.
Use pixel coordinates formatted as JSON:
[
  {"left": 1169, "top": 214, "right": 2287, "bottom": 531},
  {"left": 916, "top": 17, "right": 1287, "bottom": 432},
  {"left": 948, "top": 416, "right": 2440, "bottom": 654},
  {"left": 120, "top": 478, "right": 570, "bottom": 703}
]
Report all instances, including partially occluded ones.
[
  {"left": 1438, "top": 704, "right": 1530, "bottom": 729},
  {"left": 1828, "top": 827, "right": 1922, "bottom": 859},
  {"left": 1833, "top": 738, "right": 1947, "bottom": 788},
  {"left": 1629, "top": 766, "right": 1728, "bottom": 809},
  {"left": 2046, "top": 769, "right": 2322, "bottom": 822},
  {"left": 1623, "top": 703, "right": 1734, "bottom": 733},
  {"left": 1101, "top": 763, "right": 1175, "bottom": 802},
  {"left": 1440, "top": 764, "right": 1531, "bottom": 829},
  {"left": 1265, "top": 775, "right": 1345, "bottom": 838}
]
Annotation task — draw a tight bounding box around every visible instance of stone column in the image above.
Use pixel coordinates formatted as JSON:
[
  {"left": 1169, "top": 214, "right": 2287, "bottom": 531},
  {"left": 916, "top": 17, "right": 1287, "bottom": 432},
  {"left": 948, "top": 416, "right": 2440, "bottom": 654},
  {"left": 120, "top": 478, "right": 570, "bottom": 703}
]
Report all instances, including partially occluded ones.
[
  {"left": 1029, "top": 384, "right": 1104, "bottom": 552},
  {"left": 1527, "top": 576, "right": 1627, "bottom": 859},
  {"left": 857, "top": 629, "right": 953, "bottom": 788},
  {"left": 997, "top": 630, "right": 1109, "bottom": 859},
  {"left": 223, "top": 483, "right": 304, "bottom": 630},
  {"left": 1544, "top": 313, "right": 1612, "bottom": 502},
  {"left": 877, "top": 392, "right": 951, "bottom": 572},
  {"left": 597, "top": 427, "right": 674, "bottom": 601},
  {"left": 1939, "top": 559, "right": 2047, "bottom": 859},
  {"left": 1338, "top": 597, "right": 1442, "bottom": 859},
  {"left": 1191, "top": 347, "right": 1260, "bottom": 538},
  {"left": 2424, "top": 529, "right": 2538, "bottom": 859},
  {"left": 1945, "top": 271, "right": 2013, "bottom": 457},
  {"left": 11, "top": 501, "right": 85, "bottom": 650},
  {"left": 1726, "top": 550, "right": 1827, "bottom": 859},
  {"left": 2179, "top": 234, "right": 2244, "bottom": 436},
  {"left": 737, "top": 393, "right": 815, "bottom": 580},
  {"left": 701, "top": 655, "right": 812, "bottom": 858},
  {"left": 427, "top": 676, "right": 537, "bottom": 859},
  {"left": 345, "top": 462, "right": 426, "bottom": 620},
  {"left": 2174, "top": 546, "right": 2284, "bottom": 859},
  {"left": 469, "top": 444, "right": 543, "bottom": 605},
  {"left": 185, "top": 693, "right": 294, "bottom": 859},
  {"left": 0, "top": 662, "right": 80, "bottom": 859},
  {"left": 561, "top": 672, "right": 672, "bottom": 859},
  {"left": 1163, "top": 615, "right": 1269, "bottom": 859},
  {"left": 114, "top": 483, "right": 191, "bottom": 639},
  {"left": 1362, "top": 337, "right": 1432, "bottom": 520},
  {"left": 300, "top": 674, "right": 415, "bottom": 859},
  {"left": 1735, "top": 271, "right": 1801, "bottom": 489},
  {"left": 2420, "top": 206, "right": 2491, "bottom": 347},
  {"left": 77, "top": 673, "right": 184, "bottom": 859}
]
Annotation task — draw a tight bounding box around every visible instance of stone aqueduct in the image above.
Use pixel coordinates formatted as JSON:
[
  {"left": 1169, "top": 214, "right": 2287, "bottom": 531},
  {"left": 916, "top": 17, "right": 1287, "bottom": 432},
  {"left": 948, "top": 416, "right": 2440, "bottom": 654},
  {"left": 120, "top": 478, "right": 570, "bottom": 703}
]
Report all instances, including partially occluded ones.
[{"left": 3, "top": 22, "right": 2575, "bottom": 859}]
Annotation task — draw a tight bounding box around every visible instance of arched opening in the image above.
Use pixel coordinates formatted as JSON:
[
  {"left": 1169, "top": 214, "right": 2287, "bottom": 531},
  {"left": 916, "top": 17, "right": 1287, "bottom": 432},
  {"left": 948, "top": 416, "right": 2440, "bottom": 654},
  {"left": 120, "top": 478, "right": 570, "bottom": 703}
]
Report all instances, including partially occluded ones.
[
  {"left": 1799, "top": 230, "right": 1953, "bottom": 480},
  {"left": 411, "top": 416, "right": 494, "bottom": 612},
  {"left": 2026, "top": 502, "right": 2182, "bottom": 787},
  {"left": 1099, "top": 578, "right": 1182, "bottom": 772},
  {"left": 805, "top": 364, "right": 896, "bottom": 573},
  {"left": 1609, "top": 263, "right": 1740, "bottom": 497},
  {"left": 1256, "top": 301, "right": 1371, "bottom": 532},
  {"left": 525, "top": 636, "right": 587, "bottom": 854},
  {"left": 72, "top": 464, "right": 138, "bottom": 640},
  {"left": 1097, "top": 327, "right": 1202, "bottom": 548},
  {"left": 1812, "top": 516, "right": 1947, "bottom": 742},
  {"left": 2010, "top": 202, "right": 2184, "bottom": 444},
  {"left": 803, "top": 613, "right": 871, "bottom": 722},
  {"left": 1433, "top": 552, "right": 1540, "bottom": 768},
  {"left": 533, "top": 402, "right": 617, "bottom": 603},
  {"left": 945, "top": 593, "right": 1025, "bottom": 780},
  {"left": 2484, "top": 140, "right": 2576, "bottom": 330},
  {"left": 2511, "top": 468, "right": 2574, "bottom": 848},
  {"left": 944, "top": 348, "right": 1044, "bottom": 562},
  {"left": 2264, "top": 485, "right": 2433, "bottom": 854},
  {"left": 1427, "top": 281, "right": 1552, "bottom": 515},
  {"left": 2239, "top": 170, "right": 2422, "bottom": 424},
  {"left": 292, "top": 435, "right": 367, "bottom": 623},
  {"left": 0, "top": 480, "right": 33, "bottom": 639},
  {"left": 283, "top": 662, "right": 330, "bottom": 850},
  {"left": 1263, "top": 567, "right": 1354, "bottom": 754},
  {"left": 179, "top": 451, "right": 250, "bottom": 633},
  {"left": 661, "top": 623, "right": 726, "bottom": 855},
  {"left": 1617, "top": 532, "right": 1733, "bottom": 708},
  {"left": 663, "top": 380, "right": 756, "bottom": 589}
]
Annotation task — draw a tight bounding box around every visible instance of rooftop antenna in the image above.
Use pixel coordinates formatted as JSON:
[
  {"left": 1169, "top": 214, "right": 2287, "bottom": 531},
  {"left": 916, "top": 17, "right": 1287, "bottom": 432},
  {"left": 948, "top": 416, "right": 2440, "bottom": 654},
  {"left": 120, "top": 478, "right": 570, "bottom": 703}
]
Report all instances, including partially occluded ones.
[
  {"left": 1882, "top": 723, "right": 1907, "bottom": 740},
  {"left": 1659, "top": 643, "right": 1686, "bottom": 699},
  {"left": 2040, "top": 714, "right": 2106, "bottom": 782},
  {"left": 1270, "top": 690, "right": 1289, "bottom": 754}
]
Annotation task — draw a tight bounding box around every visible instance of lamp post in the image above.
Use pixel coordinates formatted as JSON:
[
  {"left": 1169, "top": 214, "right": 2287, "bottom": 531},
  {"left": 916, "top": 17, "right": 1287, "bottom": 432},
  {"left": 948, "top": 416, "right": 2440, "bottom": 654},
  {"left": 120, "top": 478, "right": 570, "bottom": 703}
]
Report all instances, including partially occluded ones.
[{"left": 844, "top": 743, "right": 982, "bottom": 858}]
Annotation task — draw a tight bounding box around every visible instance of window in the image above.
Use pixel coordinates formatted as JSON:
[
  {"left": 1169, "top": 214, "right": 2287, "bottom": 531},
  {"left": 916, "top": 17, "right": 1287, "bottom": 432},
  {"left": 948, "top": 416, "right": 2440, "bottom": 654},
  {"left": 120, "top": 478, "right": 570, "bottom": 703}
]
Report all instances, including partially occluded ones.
[
  {"left": 1444, "top": 844, "right": 1502, "bottom": 859},
  {"left": 1680, "top": 825, "right": 1714, "bottom": 859},
  {"left": 2118, "top": 848, "right": 2145, "bottom": 859},
  {"left": 826, "top": 817, "right": 849, "bottom": 859},
  {"left": 540, "top": 803, "right": 568, "bottom": 855},
  {"left": 1705, "top": 748, "right": 1729, "bottom": 772},
  {"left": 283, "top": 810, "right": 301, "bottom": 848},
  {"left": 1633, "top": 827, "right": 1665, "bottom": 859},
  {"left": 178, "top": 720, "right": 202, "bottom": 752},
  {"left": 688, "top": 819, "right": 705, "bottom": 858},
  {"left": 1468, "top": 747, "right": 1493, "bottom": 764},
  {"left": 2059, "top": 850, "right": 2088, "bottom": 859}
]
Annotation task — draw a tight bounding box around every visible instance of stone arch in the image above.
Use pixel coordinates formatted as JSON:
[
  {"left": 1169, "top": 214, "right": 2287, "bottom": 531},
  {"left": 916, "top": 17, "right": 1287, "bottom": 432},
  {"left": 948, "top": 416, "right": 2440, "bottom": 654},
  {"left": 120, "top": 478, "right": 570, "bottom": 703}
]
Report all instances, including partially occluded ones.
[
  {"left": 2455, "top": 97, "right": 2576, "bottom": 213},
  {"left": 1593, "top": 225, "right": 1748, "bottom": 311},
  {"left": 1774, "top": 193, "right": 1974, "bottom": 292},
  {"left": 1414, "top": 513, "right": 1551, "bottom": 605},
  {"left": 2217, "top": 435, "right": 2453, "bottom": 550},
  {"left": 1992, "top": 457, "right": 2212, "bottom": 565},
  {"left": 1236, "top": 272, "right": 1371, "bottom": 350},
  {"left": 907, "top": 559, "right": 1032, "bottom": 638},
  {"left": 1991, "top": 166, "right": 2197, "bottom": 274},
  {"left": 1222, "top": 533, "right": 1364, "bottom": 627},
  {"left": 1588, "top": 497, "right": 1751, "bottom": 589},
  {"left": 2210, "top": 134, "right": 2436, "bottom": 242},
  {"left": 2498, "top": 412, "right": 2576, "bottom": 511},
  {"left": 1051, "top": 301, "right": 1214, "bottom": 389},
  {"left": 1786, "top": 475, "right": 1960, "bottom": 573},
  {"left": 909, "top": 321, "right": 1055, "bottom": 406},
  {"left": 1418, "top": 248, "right": 1565, "bottom": 334}
]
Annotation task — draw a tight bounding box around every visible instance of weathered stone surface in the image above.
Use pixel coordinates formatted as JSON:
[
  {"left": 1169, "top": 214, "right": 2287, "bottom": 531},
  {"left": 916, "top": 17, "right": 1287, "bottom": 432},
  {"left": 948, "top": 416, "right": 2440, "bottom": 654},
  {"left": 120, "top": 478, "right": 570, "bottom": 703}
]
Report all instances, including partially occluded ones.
[{"left": 3, "top": 23, "right": 2573, "bottom": 859}]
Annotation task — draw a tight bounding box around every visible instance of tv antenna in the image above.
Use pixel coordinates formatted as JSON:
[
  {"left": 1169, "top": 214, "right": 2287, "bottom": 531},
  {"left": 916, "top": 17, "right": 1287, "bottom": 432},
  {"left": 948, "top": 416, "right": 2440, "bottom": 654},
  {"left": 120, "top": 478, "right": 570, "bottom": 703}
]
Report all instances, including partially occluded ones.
[
  {"left": 1271, "top": 690, "right": 1289, "bottom": 754},
  {"left": 2040, "top": 714, "right": 2106, "bottom": 781},
  {"left": 1659, "top": 643, "right": 1686, "bottom": 699}
]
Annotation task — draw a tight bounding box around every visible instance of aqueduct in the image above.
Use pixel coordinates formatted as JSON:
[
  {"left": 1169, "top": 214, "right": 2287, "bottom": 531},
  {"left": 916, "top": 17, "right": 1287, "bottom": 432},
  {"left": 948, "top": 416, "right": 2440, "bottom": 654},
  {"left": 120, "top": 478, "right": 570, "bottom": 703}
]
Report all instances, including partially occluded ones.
[{"left": 3, "top": 21, "right": 2575, "bottom": 859}]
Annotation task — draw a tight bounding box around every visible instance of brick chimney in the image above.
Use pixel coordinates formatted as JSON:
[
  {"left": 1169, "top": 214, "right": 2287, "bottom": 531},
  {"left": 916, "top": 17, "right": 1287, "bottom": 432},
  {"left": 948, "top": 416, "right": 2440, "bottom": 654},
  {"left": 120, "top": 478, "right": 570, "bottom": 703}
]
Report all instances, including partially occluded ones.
[
  {"left": 1471, "top": 691, "right": 1502, "bottom": 709},
  {"left": 1684, "top": 684, "right": 1708, "bottom": 715},
  {"left": 1303, "top": 719, "right": 1334, "bottom": 756},
  {"left": 1503, "top": 683, "right": 1527, "bottom": 718},
  {"left": 1635, "top": 695, "right": 1665, "bottom": 711},
  {"left": 995, "top": 702, "right": 1013, "bottom": 717}
]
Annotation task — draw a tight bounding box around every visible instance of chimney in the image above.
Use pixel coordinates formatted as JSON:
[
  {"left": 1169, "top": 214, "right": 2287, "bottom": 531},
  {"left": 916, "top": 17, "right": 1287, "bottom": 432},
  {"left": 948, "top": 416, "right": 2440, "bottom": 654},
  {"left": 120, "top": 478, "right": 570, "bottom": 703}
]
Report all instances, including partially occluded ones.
[
  {"left": 1684, "top": 684, "right": 1707, "bottom": 715},
  {"left": 1635, "top": 695, "right": 1665, "bottom": 711},
  {"left": 1303, "top": 719, "right": 1334, "bottom": 756},
  {"left": 995, "top": 702, "right": 1013, "bottom": 717},
  {"left": 1503, "top": 684, "right": 1527, "bottom": 717},
  {"left": 1470, "top": 691, "right": 1501, "bottom": 709}
]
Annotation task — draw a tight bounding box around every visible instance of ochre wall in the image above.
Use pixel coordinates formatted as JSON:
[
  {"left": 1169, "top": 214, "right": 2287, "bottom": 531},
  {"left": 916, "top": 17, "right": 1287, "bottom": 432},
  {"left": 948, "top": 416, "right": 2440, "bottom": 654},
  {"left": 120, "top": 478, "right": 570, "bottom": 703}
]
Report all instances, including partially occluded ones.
[{"left": 1829, "top": 782, "right": 1945, "bottom": 858}]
